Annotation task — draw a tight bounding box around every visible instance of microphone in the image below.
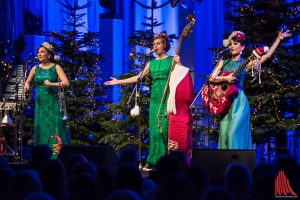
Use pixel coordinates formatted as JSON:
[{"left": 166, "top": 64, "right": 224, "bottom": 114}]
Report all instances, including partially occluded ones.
[
  {"left": 148, "top": 49, "right": 155, "bottom": 55},
  {"left": 27, "top": 57, "right": 38, "bottom": 62},
  {"left": 219, "top": 46, "right": 232, "bottom": 54}
]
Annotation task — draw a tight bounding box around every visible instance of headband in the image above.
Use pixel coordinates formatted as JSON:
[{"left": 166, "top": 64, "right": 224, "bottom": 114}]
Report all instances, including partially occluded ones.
[
  {"left": 42, "top": 42, "right": 54, "bottom": 52},
  {"left": 223, "top": 31, "right": 245, "bottom": 47}
]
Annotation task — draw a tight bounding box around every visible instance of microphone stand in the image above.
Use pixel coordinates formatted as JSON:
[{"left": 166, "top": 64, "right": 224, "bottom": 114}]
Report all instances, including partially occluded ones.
[
  {"left": 127, "top": 53, "right": 152, "bottom": 169},
  {"left": 190, "top": 54, "right": 224, "bottom": 148}
]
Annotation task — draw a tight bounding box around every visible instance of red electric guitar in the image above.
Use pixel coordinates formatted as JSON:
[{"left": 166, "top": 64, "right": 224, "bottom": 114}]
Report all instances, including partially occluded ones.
[{"left": 201, "top": 47, "right": 268, "bottom": 115}]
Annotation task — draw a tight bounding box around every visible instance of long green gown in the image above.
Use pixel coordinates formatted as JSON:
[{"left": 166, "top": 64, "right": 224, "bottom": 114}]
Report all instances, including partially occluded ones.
[
  {"left": 218, "top": 59, "right": 252, "bottom": 149},
  {"left": 34, "top": 65, "right": 68, "bottom": 148},
  {"left": 147, "top": 56, "right": 173, "bottom": 165}
]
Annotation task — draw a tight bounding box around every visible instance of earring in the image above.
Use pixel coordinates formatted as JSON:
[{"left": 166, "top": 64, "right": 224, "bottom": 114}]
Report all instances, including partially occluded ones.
[{"left": 240, "top": 50, "right": 243, "bottom": 55}]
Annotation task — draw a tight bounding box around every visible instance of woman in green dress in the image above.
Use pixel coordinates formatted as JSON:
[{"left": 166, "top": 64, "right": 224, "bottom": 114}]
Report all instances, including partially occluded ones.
[
  {"left": 24, "top": 42, "right": 70, "bottom": 152},
  {"left": 105, "top": 32, "right": 180, "bottom": 170}
]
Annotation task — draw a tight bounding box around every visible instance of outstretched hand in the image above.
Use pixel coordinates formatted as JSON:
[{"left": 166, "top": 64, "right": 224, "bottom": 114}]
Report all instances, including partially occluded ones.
[
  {"left": 277, "top": 29, "right": 292, "bottom": 41},
  {"left": 104, "top": 77, "right": 119, "bottom": 86}
]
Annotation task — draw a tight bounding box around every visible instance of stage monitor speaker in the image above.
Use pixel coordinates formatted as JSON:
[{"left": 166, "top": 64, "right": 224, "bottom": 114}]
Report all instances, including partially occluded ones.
[
  {"left": 191, "top": 149, "right": 256, "bottom": 182},
  {"left": 58, "top": 144, "right": 119, "bottom": 174}
]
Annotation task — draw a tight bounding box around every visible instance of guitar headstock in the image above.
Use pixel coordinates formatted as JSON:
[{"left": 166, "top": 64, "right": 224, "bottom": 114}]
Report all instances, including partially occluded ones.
[{"left": 181, "top": 14, "right": 196, "bottom": 39}]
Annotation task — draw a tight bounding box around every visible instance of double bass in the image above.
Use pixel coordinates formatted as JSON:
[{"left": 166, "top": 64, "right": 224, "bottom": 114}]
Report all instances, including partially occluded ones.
[{"left": 157, "top": 14, "right": 196, "bottom": 153}]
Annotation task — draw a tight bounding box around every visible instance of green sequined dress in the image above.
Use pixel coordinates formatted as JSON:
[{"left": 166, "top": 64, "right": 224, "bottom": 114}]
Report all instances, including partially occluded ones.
[
  {"left": 147, "top": 56, "right": 173, "bottom": 165},
  {"left": 34, "top": 65, "right": 68, "bottom": 147}
]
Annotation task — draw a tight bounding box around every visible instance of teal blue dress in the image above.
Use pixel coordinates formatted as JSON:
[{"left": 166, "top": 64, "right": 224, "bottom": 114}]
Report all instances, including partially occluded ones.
[
  {"left": 34, "top": 65, "right": 68, "bottom": 149},
  {"left": 218, "top": 59, "right": 252, "bottom": 149}
]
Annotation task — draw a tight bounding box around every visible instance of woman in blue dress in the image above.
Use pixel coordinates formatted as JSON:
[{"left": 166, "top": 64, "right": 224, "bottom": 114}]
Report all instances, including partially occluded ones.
[{"left": 209, "top": 30, "right": 291, "bottom": 149}]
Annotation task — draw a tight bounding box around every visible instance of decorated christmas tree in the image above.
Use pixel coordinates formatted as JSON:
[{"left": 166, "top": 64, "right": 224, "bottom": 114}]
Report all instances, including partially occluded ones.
[
  {"left": 225, "top": 0, "right": 299, "bottom": 148},
  {"left": 48, "top": 0, "right": 106, "bottom": 144}
]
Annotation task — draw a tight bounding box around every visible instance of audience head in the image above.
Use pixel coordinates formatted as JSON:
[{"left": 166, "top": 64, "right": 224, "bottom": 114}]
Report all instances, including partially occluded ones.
[
  {"left": 24, "top": 193, "right": 54, "bottom": 200},
  {"left": 118, "top": 146, "right": 139, "bottom": 167},
  {"left": 65, "top": 153, "right": 88, "bottom": 175},
  {"left": 155, "top": 154, "right": 183, "bottom": 185},
  {"left": 68, "top": 173, "right": 100, "bottom": 200},
  {"left": 7, "top": 169, "right": 43, "bottom": 200},
  {"left": 169, "top": 151, "right": 188, "bottom": 172},
  {"left": 39, "top": 159, "right": 67, "bottom": 199},
  {"left": 97, "top": 165, "right": 116, "bottom": 199},
  {"left": 224, "top": 163, "right": 252, "bottom": 194},
  {"left": 251, "top": 171, "right": 277, "bottom": 200},
  {"left": 30, "top": 145, "right": 53, "bottom": 171},
  {"left": 69, "top": 161, "right": 97, "bottom": 179},
  {"left": 185, "top": 165, "right": 210, "bottom": 195},
  {"left": 0, "top": 168, "right": 16, "bottom": 199},
  {"left": 105, "top": 189, "right": 142, "bottom": 200},
  {"left": 155, "top": 175, "right": 197, "bottom": 200},
  {"left": 116, "top": 163, "right": 143, "bottom": 194},
  {"left": 199, "top": 186, "right": 236, "bottom": 200}
]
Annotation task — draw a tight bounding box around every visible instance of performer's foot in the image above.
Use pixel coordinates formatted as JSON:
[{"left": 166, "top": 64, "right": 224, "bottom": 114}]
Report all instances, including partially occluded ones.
[{"left": 142, "top": 163, "right": 153, "bottom": 171}]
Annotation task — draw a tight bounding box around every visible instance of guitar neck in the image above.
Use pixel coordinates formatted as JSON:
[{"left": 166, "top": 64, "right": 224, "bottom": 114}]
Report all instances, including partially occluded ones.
[{"left": 232, "top": 55, "right": 254, "bottom": 77}]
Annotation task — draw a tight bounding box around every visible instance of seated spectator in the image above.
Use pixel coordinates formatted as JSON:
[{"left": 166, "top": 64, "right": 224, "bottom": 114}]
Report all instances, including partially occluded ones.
[
  {"left": 224, "top": 163, "right": 252, "bottom": 200},
  {"left": 116, "top": 163, "right": 143, "bottom": 195},
  {"left": 24, "top": 193, "right": 54, "bottom": 200},
  {"left": 69, "top": 161, "right": 97, "bottom": 180},
  {"left": 185, "top": 165, "right": 210, "bottom": 197},
  {"left": 6, "top": 169, "right": 43, "bottom": 200},
  {"left": 252, "top": 162, "right": 278, "bottom": 182},
  {"left": 251, "top": 171, "right": 277, "bottom": 200},
  {"left": 68, "top": 173, "right": 100, "bottom": 200},
  {"left": 65, "top": 153, "right": 88, "bottom": 177},
  {"left": 0, "top": 168, "right": 16, "bottom": 200},
  {"left": 199, "top": 186, "right": 236, "bottom": 200},
  {"left": 97, "top": 165, "right": 116, "bottom": 200},
  {"left": 155, "top": 154, "right": 183, "bottom": 185},
  {"left": 105, "top": 189, "right": 142, "bottom": 200},
  {"left": 29, "top": 145, "right": 53, "bottom": 171},
  {"left": 118, "top": 146, "right": 139, "bottom": 167},
  {"left": 39, "top": 159, "right": 68, "bottom": 200},
  {"left": 154, "top": 175, "right": 197, "bottom": 200}
]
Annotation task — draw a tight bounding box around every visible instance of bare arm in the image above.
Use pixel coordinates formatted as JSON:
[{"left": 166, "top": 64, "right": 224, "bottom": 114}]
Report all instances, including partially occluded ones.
[
  {"left": 208, "top": 60, "right": 237, "bottom": 84},
  {"left": 246, "top": 30, "right": 292, "bottom": 71},
  {"left": 44, "top": 65, "right": 70, "bottom": 87},
  {"left": 104, "top": 62, "right": 150, "bottom": 85},
  {"left": 24, "top": 66, "right": 36, "bottom": 92}
]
